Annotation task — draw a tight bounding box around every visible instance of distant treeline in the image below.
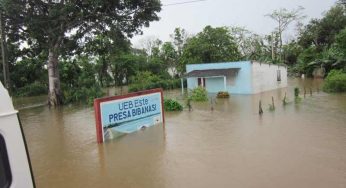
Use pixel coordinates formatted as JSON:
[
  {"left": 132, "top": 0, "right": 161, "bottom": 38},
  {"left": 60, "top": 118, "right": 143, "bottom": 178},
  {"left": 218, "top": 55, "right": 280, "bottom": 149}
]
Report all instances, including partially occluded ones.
[{"left": 0, "top": 0, "right": 345, "bottom": 104}]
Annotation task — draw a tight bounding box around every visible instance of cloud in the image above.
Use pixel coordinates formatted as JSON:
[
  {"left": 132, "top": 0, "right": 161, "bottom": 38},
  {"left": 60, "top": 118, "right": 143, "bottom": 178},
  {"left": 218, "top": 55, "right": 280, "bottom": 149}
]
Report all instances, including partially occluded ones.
[{"left": 131, "top": 0, "right": 337, "bottom": 48}]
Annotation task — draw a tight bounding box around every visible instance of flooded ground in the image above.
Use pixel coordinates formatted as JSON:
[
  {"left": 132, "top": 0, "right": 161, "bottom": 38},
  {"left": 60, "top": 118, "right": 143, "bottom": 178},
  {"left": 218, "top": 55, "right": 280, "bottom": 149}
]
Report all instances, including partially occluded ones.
[{"left": 18, "top": 78, "right": 346, "bottom": 188}]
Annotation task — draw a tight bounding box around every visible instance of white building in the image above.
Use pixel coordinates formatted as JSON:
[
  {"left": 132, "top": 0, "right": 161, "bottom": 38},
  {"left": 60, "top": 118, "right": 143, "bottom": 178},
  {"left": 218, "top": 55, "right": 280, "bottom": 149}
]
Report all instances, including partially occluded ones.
[{"left": 183, "top": 61, "right": 287, "bottom": 94}]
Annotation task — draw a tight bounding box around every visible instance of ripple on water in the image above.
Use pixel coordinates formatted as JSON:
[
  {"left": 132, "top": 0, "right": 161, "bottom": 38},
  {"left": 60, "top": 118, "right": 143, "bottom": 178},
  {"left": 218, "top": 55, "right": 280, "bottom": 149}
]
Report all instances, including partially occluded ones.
[{"left": 18, "top": 78, "right": 346, "bottom": 188}]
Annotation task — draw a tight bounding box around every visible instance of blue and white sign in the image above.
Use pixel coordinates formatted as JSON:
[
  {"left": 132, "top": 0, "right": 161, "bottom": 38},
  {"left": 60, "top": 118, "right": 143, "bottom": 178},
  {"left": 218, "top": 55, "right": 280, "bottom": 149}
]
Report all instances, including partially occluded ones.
[{"left": 95, "top": 90, "right": 164, "bottom": 141}]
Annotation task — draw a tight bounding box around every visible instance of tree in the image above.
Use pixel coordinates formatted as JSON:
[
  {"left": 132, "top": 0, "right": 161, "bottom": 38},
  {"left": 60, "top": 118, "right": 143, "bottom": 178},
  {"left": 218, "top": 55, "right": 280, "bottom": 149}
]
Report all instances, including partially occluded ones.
[
  {"left": 85, "top": 34, "right": 113, "bottom": 87},
  {"left": 0, "top": 11, "right": 9, "bottom": 91},
  {"left": 282, "top": 40, "right": 303, "bottom": 65},
  {"left": 169, "top": 27, "right": 189, "bottom": 75},
  {"left": 229, "top": 26, "right": 268, "bottom": 60},
  {"left": 266, "top": 7, "right": 305, "bottom": 62},
  {"left": 180, "top": 26, "right": 240, "bottom": 72},
  {"left": 314, "top": 28, "right": 346, "bottom": 71},
  {"left": 170, "top": 27, "right": 189, "bottom": 57},
  {"left": 1, "top": 0, "right": 161, "bottom": 106},
  {"left": 334, "top": 28, "right": 346, "bottom": 55},
  {"left": 160, "top": 42, "right": 177, "bottom": 76},
  {"left": 139, "top": 36, "right": 162, "bottom": 58},
  {"left": 59, "top": 55, "right": 103, "bottom": 105},
  {"left": 339, "top": 0, "right": 346, "bottom": 7},
  {"left": 0, "top": 8, "right": 25, "bottom": 93},
  {"left": 84, "top": 31, "right": 131, "bottom": 87},
  {"left": 11, "top": 52, "right": 48, "bottom": 89},
  {"left": 109, "top": 52, "right": 144, "bottom": 87},
  {"left": 298, "top": 5, "right": 346, "bottom": 51},
  {"left": 293, "top": 3, "right": 346, "bottom": 75}
]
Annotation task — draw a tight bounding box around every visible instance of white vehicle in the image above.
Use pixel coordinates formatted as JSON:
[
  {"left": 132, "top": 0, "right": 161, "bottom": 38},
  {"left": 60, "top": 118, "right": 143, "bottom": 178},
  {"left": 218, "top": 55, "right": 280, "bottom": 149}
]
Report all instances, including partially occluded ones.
[{"left": 0, "top": 82, "right": 35, "bottom": 188}]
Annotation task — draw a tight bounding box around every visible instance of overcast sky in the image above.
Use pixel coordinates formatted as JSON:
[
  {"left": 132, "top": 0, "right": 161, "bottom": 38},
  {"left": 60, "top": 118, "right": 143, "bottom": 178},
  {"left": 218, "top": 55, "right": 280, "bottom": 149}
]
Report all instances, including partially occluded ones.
[{"left": 131, "top": 0, "right": 337, "bottom": 48}]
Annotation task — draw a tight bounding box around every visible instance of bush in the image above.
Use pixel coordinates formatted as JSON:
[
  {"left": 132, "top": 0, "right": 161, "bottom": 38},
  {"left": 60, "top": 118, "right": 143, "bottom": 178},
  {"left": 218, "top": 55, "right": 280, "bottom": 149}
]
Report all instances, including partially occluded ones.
[
  {"left": 14, "top": 82, "right": 47, "bottom": 97},
  {"left": 62, "top": 85, "right": 104, "bottom": 105},
  {"left": 294, "top": 87, "right": 300, "bottom": 97},
  {"left": 217, "top": 91, "right": 230, "bottom": 98},
  {"left": 128, "top": 84, "right": 142, "bottom": 92},
  {"left": 163, "top": 99, "right": 183, "bottom": 111},
  {"left": 323, "top": 70, "right": 346, "bottom": 92},
  {"left": 128, "top": 71, "right": 182, "bottom": 92},
  {"left": 57, "top": 56, "right": 105, "bottom": 105},
  {"left": 189, "top": 87, "right": 208, "bottom": 102}
]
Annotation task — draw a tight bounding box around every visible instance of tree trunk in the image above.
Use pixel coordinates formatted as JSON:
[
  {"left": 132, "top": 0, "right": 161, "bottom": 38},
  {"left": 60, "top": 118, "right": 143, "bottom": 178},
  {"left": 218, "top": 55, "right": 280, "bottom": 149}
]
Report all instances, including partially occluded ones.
[
  {"left": 0, "top": 12, "right": 10, "bottom": 92},
  {"left": 279, "top": 32, "right": 283, "bottom": 62},
  {"left": 48, "top": 47, "right": 63, "bottom": 106},
  {"left": 271, "top": 33, "right": 275, "bottom": 61}
]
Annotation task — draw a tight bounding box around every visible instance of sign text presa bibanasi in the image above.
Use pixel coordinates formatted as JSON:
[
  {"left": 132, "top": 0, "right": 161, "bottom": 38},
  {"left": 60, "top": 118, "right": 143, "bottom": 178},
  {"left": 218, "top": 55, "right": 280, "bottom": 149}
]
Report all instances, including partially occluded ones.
[
  {"left": 107, "top": 98, "right": 157, "bottom": 123},
  {"left": 94, "top": 89, "right": 164, "bottom": 143}
]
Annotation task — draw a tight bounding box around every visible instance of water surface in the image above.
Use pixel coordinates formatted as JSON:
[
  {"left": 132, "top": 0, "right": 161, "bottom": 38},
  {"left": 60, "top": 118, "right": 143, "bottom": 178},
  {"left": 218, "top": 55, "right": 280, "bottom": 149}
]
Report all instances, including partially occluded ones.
[{"left": 19, "top": 78, "right": 346, "bottom": 188}]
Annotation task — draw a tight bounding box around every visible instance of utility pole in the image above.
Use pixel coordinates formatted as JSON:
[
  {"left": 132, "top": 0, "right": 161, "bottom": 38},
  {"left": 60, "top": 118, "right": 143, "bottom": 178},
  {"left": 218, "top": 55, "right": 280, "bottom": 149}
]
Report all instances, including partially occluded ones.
[
  {"left": 0, "top": 11, "right": 9, "bottom": 90},
  {"left": 271, "top": 32, "right": 275, "bottom": 61}
]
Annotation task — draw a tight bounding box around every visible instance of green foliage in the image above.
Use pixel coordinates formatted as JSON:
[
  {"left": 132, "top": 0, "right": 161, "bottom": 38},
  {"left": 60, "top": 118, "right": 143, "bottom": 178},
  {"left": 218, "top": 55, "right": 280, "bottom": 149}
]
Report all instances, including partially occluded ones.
[
  {"left": 283, "top": 41, "right": 304, "bottom": 65},
  {"left": 128, "top": 71, "right": 181, "bottom": 92},
  {"left": 323, "top": 70, "right": 346, "bottom": 92},
  {"left": 63, "top": 84, "right": 104, "bottom": 105},
  {"left": 170, "top": 28, "right": 189, "bottom": 75},
  {"left": 268, "top": 104, "right": 275, "bottom": 111},
  {"left": 266, "top": 7, "right": 305, "bottom": 63},
  {"left": 189, "top": 87, "right": 208, "bottom": 102},
  {"left": 85, "top": 33, "right": 131, "bottom": 87},
  {"left": 299, "top": 5, "right": 346, "bottom": 50},
  {"left": 286, "top": 3, "right": 346, "bottom": 76},
  {"left": 334, "top": 28, "right": 346, "bottom": 53},
  {"left": 216, "top": 91, "right": 230, "bottom": 98},
  {"left": 294, "top": 87, "right": 302, "bottom": 103},
  {"left": 294, "top": 87, "right": 300, "bottom": 97},
  {"left": 163, "top": 99, "right": 183, "bottom": 111},
  {"left": 186, "top": 97, "right": 192, "bottom": 111},
  {"left": 60, "top": 57, "right": 104, "bottom": 105},
  {"left": 295, "top": 97, "right": 302, "bottom": 103},
  {"left": 2, "top": 0, "right": 161, "bottom": 104},
  {"left": 128, "top": 71, "right": 159, "bottom": 92},
  {"left": 293, "top": 46, "right": 322, "bottom": 76},
  {"left": 180, "top": 26, "right": 240, "bottom": 72},
  {"left": 161, "top": 42, "right": 177, "bottom": 67},
  {"left": 3, "top": 1, "right": 161, "bottom": 49},
  {"left": 110, "top": 52, "right": 143, "bottom": 86},
  {"left": 10, "top": 54, "right": 48, "bottom": 89},
  {"left": 172, "top": 27, "right": 188, "bottom": 55},
  {"left": 229, "top": 26, "right": 268, "bottom": 60},
  {"left": 14, "top": 82, "right": 47, "bottom": 97},
  {"left": 330, "top": 28, "right": 346, "bottom": 70}
]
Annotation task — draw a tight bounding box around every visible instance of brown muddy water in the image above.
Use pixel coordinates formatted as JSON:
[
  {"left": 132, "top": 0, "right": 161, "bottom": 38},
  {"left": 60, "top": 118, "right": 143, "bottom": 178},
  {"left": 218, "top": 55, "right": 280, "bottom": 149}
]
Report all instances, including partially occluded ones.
[{"left": 17, "top": 78, "right": 346, "bottom": 188}]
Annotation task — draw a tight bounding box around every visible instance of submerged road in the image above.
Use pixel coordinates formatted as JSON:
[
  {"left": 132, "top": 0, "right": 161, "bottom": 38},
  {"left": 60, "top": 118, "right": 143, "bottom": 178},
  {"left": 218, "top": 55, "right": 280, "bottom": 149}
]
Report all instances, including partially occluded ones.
[{"left": 18, "top": 78, "right": 346, "bottom": 188}]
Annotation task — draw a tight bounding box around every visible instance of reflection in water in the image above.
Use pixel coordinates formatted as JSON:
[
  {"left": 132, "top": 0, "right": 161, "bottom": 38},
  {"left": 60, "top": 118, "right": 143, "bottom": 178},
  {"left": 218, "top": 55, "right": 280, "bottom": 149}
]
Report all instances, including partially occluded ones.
[{"left": 19, "top": 78, "right": 346, "bottom": 188}]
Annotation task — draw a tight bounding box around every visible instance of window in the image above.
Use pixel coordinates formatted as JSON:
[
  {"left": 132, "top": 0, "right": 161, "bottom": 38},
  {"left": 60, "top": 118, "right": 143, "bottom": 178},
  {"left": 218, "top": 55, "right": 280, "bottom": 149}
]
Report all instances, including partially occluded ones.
[
  {"left": 277, "top": 70, "right": 281, "bottom": 81},
  {"left": 197, "top": 78, "right": 206, "bottom": 87},
  {"left": 0, "top": 134, "right": 12, "bottom": 188}
]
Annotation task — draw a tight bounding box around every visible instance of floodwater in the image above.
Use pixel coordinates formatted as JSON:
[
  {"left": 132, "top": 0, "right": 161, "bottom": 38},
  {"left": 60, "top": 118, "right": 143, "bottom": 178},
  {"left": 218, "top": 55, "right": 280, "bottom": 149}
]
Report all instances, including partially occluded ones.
[{"left": 17, "top": 78, "right": 346, "bottom": 188}]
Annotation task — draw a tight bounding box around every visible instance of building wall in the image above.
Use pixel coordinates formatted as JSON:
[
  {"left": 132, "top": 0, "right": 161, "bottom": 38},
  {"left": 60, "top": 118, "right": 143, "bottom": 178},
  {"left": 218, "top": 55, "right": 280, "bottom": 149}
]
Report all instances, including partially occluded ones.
[
  {"left": 205, "top": 77, "right": 225, "bottom": 92},
  {"left": 187, "top": 76, "right": 199, "bottom": 89},
  {"left": 186, "top": 61, "right": 253, "bottom": 94},
  {"left": 251, "top": 61, "right": 287, "bottom": 93}
]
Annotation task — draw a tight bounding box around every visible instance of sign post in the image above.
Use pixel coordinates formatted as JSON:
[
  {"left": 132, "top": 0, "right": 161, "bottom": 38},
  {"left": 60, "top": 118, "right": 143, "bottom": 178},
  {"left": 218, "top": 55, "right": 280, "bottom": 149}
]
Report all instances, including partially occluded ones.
[{"left": 94, "top": 88, "right": 165, "bottom": 143}]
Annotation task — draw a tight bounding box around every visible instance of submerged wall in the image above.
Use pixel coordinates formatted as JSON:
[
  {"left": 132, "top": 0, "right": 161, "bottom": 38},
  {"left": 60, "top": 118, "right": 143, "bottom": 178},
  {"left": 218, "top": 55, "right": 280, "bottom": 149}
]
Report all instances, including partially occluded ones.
[
  {"left": 186, "top": 61, "right": 288, "bottom": 94},
  {"left": 186, "top": 61, "right": 252, "bottom": 94},
  {"left": 205, "top": 77, "right": 224, "bottom": 92},
  {"left": 251, "top": 62, "right": 287, "bottom": 93}
]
